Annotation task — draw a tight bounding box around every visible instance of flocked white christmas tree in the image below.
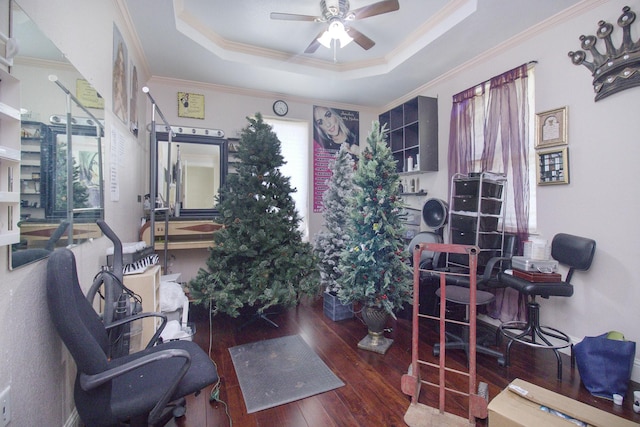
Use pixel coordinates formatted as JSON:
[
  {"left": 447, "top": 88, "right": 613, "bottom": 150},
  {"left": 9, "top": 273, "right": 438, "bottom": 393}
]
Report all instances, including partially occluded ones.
[{"left": 313, "top": 144, "right": 357, "bottom": 294}]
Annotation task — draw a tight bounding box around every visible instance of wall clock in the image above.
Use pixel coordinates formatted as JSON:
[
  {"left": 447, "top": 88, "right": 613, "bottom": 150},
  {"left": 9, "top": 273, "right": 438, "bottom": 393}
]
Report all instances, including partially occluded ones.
[{"left": 273, "top": 100, "right": 288, "bottom": 116}]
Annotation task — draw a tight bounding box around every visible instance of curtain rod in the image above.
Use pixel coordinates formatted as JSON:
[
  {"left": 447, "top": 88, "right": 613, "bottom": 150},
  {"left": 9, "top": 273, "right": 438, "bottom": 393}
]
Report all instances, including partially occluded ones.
[{"left": 478, "top": 61, "right": 538, "bottom": 88}]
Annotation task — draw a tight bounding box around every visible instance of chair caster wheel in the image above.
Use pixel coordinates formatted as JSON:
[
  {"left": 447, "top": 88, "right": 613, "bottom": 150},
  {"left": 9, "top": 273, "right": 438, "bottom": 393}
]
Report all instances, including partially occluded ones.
[
  {"left": 433, "top": 346, "right": 440, "bottom": 357},
  {"left": 173, "top": 405, "right": 186, "bottom": 418},
  {"left": 497, "top": 357, "right": 506, "bottom": 366}
]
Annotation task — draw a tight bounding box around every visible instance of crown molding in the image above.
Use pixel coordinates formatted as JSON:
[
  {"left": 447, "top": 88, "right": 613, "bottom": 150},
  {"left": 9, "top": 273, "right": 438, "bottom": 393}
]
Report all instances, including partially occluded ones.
[
  {"left": 147, "top": 75, "right": 376, "bottom": 114},
  {"left": 172, "top": 0, "right": 475, "bottom": 80},
  {"left": 380, "top": 0, "right": 609, "bottom": 112},
  {"left": 116, "top": 0, "right": 151, "bottom": 80},
  {"left": 14, "top": 56, "right": 76, "bottom": 71}
]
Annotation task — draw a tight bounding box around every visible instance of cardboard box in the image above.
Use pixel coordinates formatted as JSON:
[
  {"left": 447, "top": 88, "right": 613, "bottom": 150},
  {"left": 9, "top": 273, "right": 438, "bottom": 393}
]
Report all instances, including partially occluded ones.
[{"left": 488, "top": 379, "right": 637, "bottom": 427}]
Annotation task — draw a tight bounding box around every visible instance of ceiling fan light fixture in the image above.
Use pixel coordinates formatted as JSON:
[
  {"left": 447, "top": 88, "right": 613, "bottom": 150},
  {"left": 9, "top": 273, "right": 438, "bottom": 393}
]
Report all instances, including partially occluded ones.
[{"left": 318, "top": 20, "right": 353, "bottom": 49}]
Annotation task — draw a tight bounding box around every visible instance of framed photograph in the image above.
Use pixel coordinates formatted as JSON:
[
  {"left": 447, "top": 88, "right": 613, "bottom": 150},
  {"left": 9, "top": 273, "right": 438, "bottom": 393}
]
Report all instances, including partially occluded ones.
[
  {"left": 177, "top": 92, "right": 205, "bottom": 119},
  {"left": 537, "top": 146, "right": 569, "bottom": 185},
  {"left": 536, "top": 107, "right": 567, "bottom": 148}
]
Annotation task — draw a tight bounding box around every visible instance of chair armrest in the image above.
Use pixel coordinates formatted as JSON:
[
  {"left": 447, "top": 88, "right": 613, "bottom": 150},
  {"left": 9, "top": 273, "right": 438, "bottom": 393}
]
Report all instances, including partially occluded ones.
[
  {"left": 79, "top": 347, "right": 190, "bottom": 390},
  {"left": 105, "top": 311, "right": 168, "bottom": 348},
  {"left": 481, "top": 256, "right": 512, "bottom": 283}
]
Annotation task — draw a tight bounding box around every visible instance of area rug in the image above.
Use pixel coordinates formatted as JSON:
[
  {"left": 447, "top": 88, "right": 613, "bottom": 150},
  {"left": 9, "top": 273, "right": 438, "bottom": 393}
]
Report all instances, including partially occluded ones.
[{"left": 229, "top": 334, "right": 345, "bottom": 413}]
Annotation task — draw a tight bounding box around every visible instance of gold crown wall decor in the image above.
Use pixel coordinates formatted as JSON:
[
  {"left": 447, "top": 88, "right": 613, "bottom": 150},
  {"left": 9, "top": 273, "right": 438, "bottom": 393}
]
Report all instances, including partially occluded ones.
[{"left": 568, "top": 6, "right": 640, "bottom": 101}]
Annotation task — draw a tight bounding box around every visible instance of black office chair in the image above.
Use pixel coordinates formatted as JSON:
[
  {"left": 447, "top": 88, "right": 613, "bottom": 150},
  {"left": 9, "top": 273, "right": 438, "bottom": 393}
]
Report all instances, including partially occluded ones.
[
  {"left": 497, "top": 233, "right": 596, "bottom": 380},
  {"left": 46, "top": 248, "right": 219, "bottom": 427}
]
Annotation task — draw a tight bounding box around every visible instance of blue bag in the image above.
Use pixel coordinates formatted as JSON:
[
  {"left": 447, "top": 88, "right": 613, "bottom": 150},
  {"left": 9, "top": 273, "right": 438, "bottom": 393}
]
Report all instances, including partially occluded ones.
[{"left": 574, "top": 333, "right": 636, "bottom": 399}]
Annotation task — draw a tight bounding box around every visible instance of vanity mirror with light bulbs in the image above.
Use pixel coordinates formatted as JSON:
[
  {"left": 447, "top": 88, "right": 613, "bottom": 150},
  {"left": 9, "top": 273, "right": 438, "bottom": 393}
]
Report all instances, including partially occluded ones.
[
  {"left": 139, "top": 129, "right": 227, "bottom": 251},
  {"left": 153, "top": 130, "right": 227, "bottom": 219},
  {"left": 8, "top": 0, "right": 105, "bottom": 269}
]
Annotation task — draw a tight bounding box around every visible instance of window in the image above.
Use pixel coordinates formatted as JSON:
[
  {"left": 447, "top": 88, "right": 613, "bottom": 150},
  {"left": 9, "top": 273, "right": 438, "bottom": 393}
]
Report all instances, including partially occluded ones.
[
  {"left": 448, "top": 64, "right": 536, "bottom": 239},
  {"left": 264, "top": 118, "right": 310, "bottom": 239}
]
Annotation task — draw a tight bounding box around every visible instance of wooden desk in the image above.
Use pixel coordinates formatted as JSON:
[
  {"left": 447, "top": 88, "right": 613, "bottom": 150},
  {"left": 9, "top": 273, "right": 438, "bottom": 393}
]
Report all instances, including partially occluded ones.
[{"left": 140, "top": 219, "right": 222, "bottom": 250}]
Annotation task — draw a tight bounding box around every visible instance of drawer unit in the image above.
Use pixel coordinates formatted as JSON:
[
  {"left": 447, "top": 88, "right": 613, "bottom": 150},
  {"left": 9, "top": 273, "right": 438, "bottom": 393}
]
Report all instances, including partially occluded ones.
[
  {"left": 453, "top": 178, "right": 503, "bottom": 198},
  {"left": 452, "top": 196, "right": 502, "bottom": 215},
  {"left": 450, "top": 213, "right": 499, "bottom": 232},
  {"left": 451, "top": 229, "right": 502, "bottom": 248}
]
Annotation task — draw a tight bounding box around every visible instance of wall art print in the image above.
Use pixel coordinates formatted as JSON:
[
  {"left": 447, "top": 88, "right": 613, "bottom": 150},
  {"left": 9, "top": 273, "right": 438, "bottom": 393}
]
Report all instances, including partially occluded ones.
[
  {"left": 312, "top": 106, "right": 359, "bottom": 213},
  {"left": 112, "top": 24, "right": 128, "bottom": 125}
]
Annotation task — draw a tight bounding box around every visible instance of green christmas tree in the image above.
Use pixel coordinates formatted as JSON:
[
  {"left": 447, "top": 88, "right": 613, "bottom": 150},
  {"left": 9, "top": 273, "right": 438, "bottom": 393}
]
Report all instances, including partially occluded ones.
[
  {"left": 313, "top": 144, "right": 357, "bottom": 293},
  {"left": 55, "top": 144, "right": 89, "bottom": 211},
  {"left": 337, "top": 121, "right": 413, "bottom": 318},
  {"left": 189, "top": 113, "right": 320, "bottom": 317}
]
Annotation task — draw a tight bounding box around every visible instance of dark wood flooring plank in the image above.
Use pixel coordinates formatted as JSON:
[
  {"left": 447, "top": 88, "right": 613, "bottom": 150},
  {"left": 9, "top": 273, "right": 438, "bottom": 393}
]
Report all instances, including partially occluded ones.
[{"left": 178, "top": 297, "right": 640, "bottom": 427}]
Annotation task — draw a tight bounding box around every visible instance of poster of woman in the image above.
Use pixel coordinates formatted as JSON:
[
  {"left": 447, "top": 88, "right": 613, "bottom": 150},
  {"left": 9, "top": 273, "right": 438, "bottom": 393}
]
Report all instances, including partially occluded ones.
[
  {"left": 112, "top": 24, "right": 128, "bottom": 124},
  {"left": 312, "top": 105, "right": 359, "bottom": 212}
]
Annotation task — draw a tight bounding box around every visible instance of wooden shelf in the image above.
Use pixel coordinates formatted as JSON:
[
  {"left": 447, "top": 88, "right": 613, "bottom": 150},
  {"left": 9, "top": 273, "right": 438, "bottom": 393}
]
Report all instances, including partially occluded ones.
[{"left": 0, "top": 69, "right": 21, "bottom": 246}]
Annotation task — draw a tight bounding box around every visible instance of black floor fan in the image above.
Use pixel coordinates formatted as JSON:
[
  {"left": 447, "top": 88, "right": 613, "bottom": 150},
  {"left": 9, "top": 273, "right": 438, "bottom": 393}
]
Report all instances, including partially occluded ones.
[
  {"left": 406, "top": 198, "right": 448, "bottom": 268},
  {"left": 422, "top": 198, "right": 448, "bottom": 239},
  {"left": 86, "top": 220, "right": 143, "bottom": 358}
]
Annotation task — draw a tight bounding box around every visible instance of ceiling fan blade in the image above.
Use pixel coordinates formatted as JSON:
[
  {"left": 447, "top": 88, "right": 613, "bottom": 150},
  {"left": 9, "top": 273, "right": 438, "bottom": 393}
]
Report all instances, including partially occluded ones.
[
  {"left": 270, "top": 12, "right": 317, "bottom": 22},
  {"left": 346, "top": 27, "right": 375, "bottom": 50},
  {"left": 304, "top": 30, "right": 326, "bottom": 54},
  {"left": 350, "top": 0, "right": 399, "bottom": 20}
]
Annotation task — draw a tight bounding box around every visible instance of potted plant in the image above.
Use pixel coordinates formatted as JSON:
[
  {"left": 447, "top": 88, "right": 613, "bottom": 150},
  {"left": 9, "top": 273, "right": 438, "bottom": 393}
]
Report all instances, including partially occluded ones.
[
  {"left": 336, "top": 121, "right": 413, "bottom": 353},
  {"left": 314, "top": 144, "right": 357, "bottom": 321}
]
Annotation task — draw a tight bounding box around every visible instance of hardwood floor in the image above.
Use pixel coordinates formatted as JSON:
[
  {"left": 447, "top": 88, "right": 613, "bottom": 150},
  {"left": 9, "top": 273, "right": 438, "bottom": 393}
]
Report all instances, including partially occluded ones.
[{"left": 176, "top": 298, "right": 640, "bottom": 427}]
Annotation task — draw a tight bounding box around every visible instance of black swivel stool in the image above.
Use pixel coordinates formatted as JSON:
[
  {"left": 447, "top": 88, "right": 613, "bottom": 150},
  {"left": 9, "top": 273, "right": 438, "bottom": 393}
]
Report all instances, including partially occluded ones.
[
  {"left": 433, "top": 284, "right": 504, "bottom": 362},
  {"left": 430, "top": 234, "right": 520, "bottom": 363},
  {"left": 497, "top": 233, "right": 596, "bottom": 380}
]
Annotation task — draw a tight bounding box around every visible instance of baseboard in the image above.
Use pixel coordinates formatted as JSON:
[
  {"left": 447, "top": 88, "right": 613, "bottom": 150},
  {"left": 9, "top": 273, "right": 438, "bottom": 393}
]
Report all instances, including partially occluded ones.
[
  {"left": 477, "top": 314, "right": 640, "bottom": 384},
  {"left": 63, "top": 408, "right": 80, "bottom": 427}
]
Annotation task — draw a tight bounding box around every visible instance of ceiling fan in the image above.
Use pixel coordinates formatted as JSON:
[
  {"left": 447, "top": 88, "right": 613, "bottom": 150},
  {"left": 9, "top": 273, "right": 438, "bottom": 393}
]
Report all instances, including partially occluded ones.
[{"left": 270, "top": 0, "right": 400, "bottom": 54}]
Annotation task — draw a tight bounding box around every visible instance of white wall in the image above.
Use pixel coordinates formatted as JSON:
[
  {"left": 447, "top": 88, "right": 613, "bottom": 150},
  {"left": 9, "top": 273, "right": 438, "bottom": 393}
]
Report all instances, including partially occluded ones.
[
  {"left": 143, "top": 78, "right": 378, "bottom": 281},
  {"left": 1, "top": 0, "right": 639, "bottom": 424},
  {"left": 0, "top": 0, "right": 148, "bottom": 425},
  {"left": 408, "top": 0, "right": 640, "bottom": 379}
]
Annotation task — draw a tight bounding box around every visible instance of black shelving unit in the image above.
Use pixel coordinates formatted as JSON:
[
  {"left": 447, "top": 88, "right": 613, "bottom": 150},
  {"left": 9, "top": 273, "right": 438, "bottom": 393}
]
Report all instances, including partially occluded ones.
[
  {"left": 20, "top": 121, "right": 49, "bottom": 220},
  {"left": 378, "top": 96, "right": 438, "bottom": 174}
]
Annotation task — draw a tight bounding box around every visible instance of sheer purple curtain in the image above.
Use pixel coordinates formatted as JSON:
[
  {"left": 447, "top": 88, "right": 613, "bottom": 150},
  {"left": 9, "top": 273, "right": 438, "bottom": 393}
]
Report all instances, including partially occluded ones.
[
  {"left": 447, "top": 86, "right": 482, "bottom": 186},
  {"left": 447, "top": 64, "right": 531, "bottom": 322},
  {"left": 482, "top": 64, "right": 530, "bottom": 243}
]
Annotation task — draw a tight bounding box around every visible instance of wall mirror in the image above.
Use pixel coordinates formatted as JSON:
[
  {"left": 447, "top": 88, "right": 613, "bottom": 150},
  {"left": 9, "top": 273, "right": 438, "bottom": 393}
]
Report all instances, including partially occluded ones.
[
  {"left": 9, "top": 1, "right": 105, "bottom": 269},
  {"left": 154, "top": 131, "right": 227, "bottom": 219}
]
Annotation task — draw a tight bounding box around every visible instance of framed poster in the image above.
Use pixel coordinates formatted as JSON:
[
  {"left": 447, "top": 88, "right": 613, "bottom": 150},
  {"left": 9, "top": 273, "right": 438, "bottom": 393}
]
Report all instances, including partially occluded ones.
[
  {"left": 311, "top": 105, "right": 359, "bottom": 213},
  {"left": 537, "top": 146, "right": 569, "bottom": 185},
  {"left": 536, "top": 107, "right": 567, "bottom": 148},
  {"left": 76, "top": 79, "right": 104, "bottom": 109},
  {"left": 177, "top": 92, "right": 205, "bottom": 119}
]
